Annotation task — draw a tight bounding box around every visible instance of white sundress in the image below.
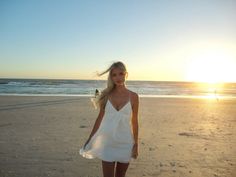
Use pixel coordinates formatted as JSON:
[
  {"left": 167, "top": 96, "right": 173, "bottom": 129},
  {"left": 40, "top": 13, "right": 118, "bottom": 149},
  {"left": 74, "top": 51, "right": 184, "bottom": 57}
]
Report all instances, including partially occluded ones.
[{"left": 79, "top": 94, "right": 135, "bottom": 163}]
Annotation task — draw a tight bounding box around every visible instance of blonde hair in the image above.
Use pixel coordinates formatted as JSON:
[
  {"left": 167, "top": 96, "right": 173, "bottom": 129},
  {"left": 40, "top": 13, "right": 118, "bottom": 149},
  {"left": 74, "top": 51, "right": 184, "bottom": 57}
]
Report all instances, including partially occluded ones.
[{"left": 94, "top": 61, "right": 127, "bottom": 109}]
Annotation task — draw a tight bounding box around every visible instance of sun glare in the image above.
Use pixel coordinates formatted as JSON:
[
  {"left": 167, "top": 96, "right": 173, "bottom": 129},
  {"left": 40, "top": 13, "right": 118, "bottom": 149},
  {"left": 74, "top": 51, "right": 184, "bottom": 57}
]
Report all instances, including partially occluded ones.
[{"left": 185, "top": 51, "right": 236, "bottom": 83}]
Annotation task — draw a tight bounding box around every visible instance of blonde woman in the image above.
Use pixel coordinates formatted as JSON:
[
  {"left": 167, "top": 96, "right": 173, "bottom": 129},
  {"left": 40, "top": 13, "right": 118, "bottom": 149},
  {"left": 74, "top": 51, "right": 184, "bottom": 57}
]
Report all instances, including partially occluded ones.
[{"left": 80, "top": 61, "right": 139, "bottom": 177}]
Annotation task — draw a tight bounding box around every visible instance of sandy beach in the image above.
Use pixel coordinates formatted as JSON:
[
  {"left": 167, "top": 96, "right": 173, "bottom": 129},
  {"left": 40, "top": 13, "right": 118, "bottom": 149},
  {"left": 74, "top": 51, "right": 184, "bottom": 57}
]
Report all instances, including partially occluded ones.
[{"left": 0, "top": 95, "right": 235, "bottom": 177}]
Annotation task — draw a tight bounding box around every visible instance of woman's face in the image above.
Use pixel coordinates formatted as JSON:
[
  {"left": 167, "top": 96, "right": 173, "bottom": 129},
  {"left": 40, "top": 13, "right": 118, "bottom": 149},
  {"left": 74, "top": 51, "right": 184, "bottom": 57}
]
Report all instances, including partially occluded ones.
[{"left": 111, "top": 67, "right": 127, "bottom": 86}]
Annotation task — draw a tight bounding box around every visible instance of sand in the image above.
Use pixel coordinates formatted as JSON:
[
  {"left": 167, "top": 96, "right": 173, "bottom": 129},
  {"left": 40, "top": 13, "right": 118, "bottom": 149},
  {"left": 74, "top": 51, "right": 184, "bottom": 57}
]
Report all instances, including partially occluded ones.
[{"left": 0, "top": 96, "right": 235, "bottom": 177}]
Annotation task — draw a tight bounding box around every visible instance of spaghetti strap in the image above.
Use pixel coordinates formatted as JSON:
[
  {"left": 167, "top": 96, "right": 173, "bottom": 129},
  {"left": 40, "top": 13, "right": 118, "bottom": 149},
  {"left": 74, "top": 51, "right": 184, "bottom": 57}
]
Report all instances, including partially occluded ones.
[{"left": 128, "top": 90, "right": 131, "bottom": 101}]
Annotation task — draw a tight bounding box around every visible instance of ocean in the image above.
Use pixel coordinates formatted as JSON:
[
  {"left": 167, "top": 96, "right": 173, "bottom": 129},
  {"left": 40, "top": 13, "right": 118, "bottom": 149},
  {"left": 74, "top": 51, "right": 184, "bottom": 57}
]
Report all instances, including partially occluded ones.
[{"left": 0, "top": 78, "right": 236, "bottom": 99}]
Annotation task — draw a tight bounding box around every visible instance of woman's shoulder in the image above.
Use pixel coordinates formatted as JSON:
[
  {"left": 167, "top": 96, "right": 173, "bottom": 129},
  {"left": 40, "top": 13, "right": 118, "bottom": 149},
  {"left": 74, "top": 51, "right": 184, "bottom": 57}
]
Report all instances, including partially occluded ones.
[{"left": 128, "top": 90, "right": 139, "bottom": 100}]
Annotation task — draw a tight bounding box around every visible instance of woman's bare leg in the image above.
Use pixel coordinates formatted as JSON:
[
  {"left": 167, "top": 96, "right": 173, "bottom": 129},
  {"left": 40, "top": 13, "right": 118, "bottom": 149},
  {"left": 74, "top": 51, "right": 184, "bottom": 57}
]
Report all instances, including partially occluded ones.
[
  {"left": 115, "top": 162, "right": 129, "bottom": 177},
  {"left": 102, "top": 160, "right": 115, "bottom": 177}
]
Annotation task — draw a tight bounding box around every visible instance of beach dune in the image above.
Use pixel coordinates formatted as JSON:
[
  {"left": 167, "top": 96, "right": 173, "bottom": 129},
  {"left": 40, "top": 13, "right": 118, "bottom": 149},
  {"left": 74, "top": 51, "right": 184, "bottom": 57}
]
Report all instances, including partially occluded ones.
[{"left": 0, "top": 96, "right": 235, "bottom": 177}]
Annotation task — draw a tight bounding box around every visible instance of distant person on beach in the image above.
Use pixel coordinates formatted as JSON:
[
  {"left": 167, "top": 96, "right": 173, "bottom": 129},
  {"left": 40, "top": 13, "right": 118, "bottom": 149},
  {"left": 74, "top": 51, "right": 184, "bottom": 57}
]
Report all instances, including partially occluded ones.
[
  {"left": 95, "top": 89, "right": 100, "bottom": 97},
  {"left": 80, "top": 61, "right": 139, "bottom": 177}
]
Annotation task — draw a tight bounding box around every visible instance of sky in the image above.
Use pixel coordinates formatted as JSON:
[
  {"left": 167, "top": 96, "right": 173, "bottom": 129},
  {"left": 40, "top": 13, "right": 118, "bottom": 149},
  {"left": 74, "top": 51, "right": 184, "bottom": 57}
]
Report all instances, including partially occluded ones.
[{"left": 0, "top": 0, "right": 236, "bottom": 82}]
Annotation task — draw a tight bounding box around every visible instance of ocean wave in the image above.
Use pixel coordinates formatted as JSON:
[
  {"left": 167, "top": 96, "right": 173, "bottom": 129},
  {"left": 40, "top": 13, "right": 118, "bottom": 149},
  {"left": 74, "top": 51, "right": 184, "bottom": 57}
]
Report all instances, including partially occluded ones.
[{"left": 0, "top": 79, "right": 236, "bottom": 97}]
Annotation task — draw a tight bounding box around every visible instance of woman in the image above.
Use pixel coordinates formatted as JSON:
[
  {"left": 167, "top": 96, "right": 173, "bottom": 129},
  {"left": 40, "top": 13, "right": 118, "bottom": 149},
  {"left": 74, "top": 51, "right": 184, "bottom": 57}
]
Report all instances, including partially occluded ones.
[{"left": 80, "top": 61, "right": 139, "bottom": 177}]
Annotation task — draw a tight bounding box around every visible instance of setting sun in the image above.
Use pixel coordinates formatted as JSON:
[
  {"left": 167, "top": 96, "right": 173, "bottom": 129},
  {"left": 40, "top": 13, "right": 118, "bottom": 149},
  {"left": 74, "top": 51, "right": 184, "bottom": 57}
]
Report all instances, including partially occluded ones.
[{"left": 185, "top": 51, "right": 236, "bottom": 83}]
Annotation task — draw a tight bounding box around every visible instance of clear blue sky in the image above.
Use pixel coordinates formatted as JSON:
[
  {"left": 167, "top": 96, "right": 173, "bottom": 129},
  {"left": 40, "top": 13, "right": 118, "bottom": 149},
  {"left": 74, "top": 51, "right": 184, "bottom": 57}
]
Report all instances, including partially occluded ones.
[{"left": 1, "top": 0, "right": 236, "bottom": 81}]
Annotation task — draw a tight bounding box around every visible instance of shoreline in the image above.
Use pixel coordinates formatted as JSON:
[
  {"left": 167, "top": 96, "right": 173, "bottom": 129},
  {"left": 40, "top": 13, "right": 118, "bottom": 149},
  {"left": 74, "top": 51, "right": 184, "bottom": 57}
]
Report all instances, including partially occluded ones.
[{"left": 0, "top": 93, "right": 236, "bottom": 100}]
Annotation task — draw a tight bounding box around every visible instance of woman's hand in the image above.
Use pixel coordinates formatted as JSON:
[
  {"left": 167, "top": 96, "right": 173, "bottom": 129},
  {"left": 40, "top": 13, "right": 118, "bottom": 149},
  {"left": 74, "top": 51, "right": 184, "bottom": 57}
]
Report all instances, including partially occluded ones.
[
  {"left": 131, "top": 143, "right": 138, "bottom": 159},
  {"left": 83, "top": 138, "right": 91, "bottom": 149}
]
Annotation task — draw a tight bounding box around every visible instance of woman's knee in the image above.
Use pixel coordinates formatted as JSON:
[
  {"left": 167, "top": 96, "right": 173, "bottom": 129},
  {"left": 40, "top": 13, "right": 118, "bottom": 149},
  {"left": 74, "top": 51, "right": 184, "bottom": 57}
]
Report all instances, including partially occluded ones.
[
  {"left": 115, "top": 162, "right": 129, "bottom": 177},
  {"left": 102, "top": 161, "right": 115, "bottom": 177}
]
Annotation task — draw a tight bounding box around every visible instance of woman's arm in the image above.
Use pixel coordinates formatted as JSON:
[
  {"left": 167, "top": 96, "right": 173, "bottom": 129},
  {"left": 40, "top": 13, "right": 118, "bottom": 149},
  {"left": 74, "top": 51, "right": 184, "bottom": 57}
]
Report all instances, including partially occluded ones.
[
  {"left": 131, "top": 92, "right": 139, "bottom": 158},
  {"left": 83, "top": 106, "right": 105, "bottom": 147}
]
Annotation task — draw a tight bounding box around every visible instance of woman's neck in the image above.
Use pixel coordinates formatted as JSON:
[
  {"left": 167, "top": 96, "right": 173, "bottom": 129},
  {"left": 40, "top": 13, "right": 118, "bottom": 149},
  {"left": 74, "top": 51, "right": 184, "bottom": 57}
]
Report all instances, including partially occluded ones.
[{"left": 114, "top": 84, "right": 127, "bottom": 93}]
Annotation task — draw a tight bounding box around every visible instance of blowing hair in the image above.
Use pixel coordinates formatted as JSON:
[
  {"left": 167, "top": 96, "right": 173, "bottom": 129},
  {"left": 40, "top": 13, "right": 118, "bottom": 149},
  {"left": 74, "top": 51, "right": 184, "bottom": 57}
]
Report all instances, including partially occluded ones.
[{"left": 94, "top": 61, "right": 127, "bottom": 109}]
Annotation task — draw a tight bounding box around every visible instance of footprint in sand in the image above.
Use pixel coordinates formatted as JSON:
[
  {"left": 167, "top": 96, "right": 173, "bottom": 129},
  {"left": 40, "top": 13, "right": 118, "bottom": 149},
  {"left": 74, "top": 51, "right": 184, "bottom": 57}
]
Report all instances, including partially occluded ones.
[{"left": 79, "top": 125, "right": 87, "bottom": 128}]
